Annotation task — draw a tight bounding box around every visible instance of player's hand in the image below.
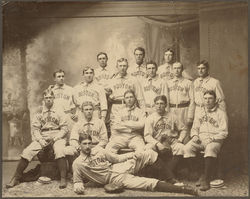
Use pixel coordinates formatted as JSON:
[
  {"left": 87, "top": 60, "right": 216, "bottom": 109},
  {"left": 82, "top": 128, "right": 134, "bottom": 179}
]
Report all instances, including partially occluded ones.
[
  {"left": 74, "top": 183, "right": 85, "bottom": 194},
  {"left": 156, "top": 142, "right": 166, "bottom": 151},
  {"left": 71, "top": 114, "right": 78, "bottom": 122},
  {"left": 144, "top": 143, "right": 155, "bottom": 151},
  {"left": 53, "top": 136, "right": 62, "bottom": 142},
  {"left": 191, "top": 136, "right": 200, "bottom": 144},
  {"left": 38, "top": 139, "right": 48, "bottom": 148},
  {"left": 133, "top": 151, "right": 143, "bottom": 160}
]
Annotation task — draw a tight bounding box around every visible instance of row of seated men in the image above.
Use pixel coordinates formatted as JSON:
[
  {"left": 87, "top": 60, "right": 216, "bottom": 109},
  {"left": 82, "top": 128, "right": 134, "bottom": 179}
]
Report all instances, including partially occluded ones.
[{"left": 6, "top": 47, "right": 228, "bottom": 196}]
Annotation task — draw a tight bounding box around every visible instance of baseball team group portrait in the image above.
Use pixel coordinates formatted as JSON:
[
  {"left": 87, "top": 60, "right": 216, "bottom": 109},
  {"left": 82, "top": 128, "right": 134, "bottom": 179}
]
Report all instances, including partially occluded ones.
[{"left": 2, "top": 1, "right": 248, "bottom": 198}]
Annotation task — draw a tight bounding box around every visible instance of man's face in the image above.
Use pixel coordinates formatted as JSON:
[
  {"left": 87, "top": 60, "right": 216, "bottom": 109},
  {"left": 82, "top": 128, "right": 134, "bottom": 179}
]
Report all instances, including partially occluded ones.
[
  {"left": 134, "top": 50, "right": 144, "bottom": 65},
  {"left": 155, "top": 99, "right": 167, "bottom": 114},
  {"left": 146, "top": 64, "right": 157, "bottom": 78},
  {"left": 97, "top": 54, "right": 108, "bottom": 68},
  {"left": 82, "top": 105, "right": 93, "bottom": 120},
  {"left": 164, "top": 51, "right": 174, "bottom": 63},
  {"left": 124, "top": 92, "right": 135, "bottom": 108},
  {"left": 83, "top": 69, "right": 94, "bottom": 83},
  {"left": 44, "top": 94, "right": 54, "bottom": 108},
  {"left": 80, "top": 139, "right": 92, "bottom": 156},
  {"left": 117, "top": 61, "right": 128, "bottom": 76},
  {"left": 204, "top": 93, "right": 216, "bottom": 109},
  {"left": 173, "top": 63, "right": 183, "bottom": 78},
  {"left": 54, "top": 72, "right": 65, "bottom": 86},
  {"left": 197, "top": 64, "right": 209, "bottom": 78}
]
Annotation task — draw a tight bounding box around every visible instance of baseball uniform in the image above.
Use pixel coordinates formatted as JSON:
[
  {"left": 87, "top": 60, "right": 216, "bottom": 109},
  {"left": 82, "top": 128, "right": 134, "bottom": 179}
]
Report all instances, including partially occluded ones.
[
  {"left": 144, "top": 111, "right": 187, "bottom": 156},
  {"left": 127, "top": 63, "right": 147, "bottom": 80},
  {"left": 72, "top": 81, "right": 107, "bottom": 120},
  {"left": 106, "top": 105, "right": 146, "bottom": 152},
  {"left": 73, "top": 149, "right": 159, "bottom": 191},
  {"left": 107, "top": 74, "right": 144, "bottom": 121},
  {"left": 95, "top": 67, "right": 116, "bottom": 89},
  {"left": 167, "top": 77, "right": 195, "bottom": 125},
  {"left": 141, "top": 74, "right": 169, "bottom": 115},
  {"left": 65, "top": 117, "right": 108, "bottom": 156},
  {"left": 193, "top": 76, "right": 226, "bottom": 114},
  {"left": 21, "top": 105, "right": 68, "bottom": 161},
  {"left": 184, "top": 106, "right": 228, "bottom": 158},
  {"left": 158, "top": 63, "right": 193, "bottom": 81}
]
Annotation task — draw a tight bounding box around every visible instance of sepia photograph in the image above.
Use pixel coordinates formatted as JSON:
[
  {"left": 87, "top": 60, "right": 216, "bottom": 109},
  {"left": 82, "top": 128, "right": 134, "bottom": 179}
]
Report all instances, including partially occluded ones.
[{"left": 2, "top": 0, "right": 248, "bottom": 197}]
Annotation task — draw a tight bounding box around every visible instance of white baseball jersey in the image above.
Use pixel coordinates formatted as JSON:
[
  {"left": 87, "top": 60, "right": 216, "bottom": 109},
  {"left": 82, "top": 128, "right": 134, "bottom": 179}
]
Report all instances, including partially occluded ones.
[
  {"left": 167, "top": 77, "right": 195, "bottom": 121},
  {"left": 49, "top": 84, "right": 75, "bottom": 113},
  {"left": 144, "top": 111, "right": 187, "bottom": 146},
  {"left": 158, "top": 63, "right": 193, "bottom": 81},
  {"left": 95, "top": 67, "right": 116, "bottom": 89},
  {"left": 141, "top": 75, "right": 169, "bottom": 113},
  {"left": 190, "top": 106, "right": 228, "bottom": 140},
  {"left": 127, "top": 63, "right": 147, "bottom": 80},
  {"left": 72, "top": 81, "right": 107, "bottom": 111},
  {"left": 70, "top": 117, "right": 108, "bottom": 148},
  {"left": 193, "top": 76, "right": 226, "bottom": 111}
]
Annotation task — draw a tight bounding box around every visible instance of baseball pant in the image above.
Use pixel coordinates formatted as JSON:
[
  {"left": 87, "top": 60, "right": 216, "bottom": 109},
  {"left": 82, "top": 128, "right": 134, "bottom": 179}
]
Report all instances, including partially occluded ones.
[
  {"left": 183, "top": 134, "right": 223, "bottom": 158},
  {"left": 169, "top": 107, "right": 189, "bottom": 125}
]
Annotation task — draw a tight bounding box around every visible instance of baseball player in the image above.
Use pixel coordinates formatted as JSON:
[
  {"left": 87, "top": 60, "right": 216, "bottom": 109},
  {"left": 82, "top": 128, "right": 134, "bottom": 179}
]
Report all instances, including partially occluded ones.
[
  {"left": 105, "top": 89, "right": 146, "bottom": 153},
  {"left": 107, "top": 58, "right": 144, "bottom": 123},
  {"left": 64, "top": 101, "right": 108, "bottom": 157},
  {"left": 144, "top": 95, "right": 188, "bottom": 183},
  {"left": 193, "top": 60, "right": 226, "bottom": 114},
  {"left": 48, "top": 69, "right": 76, "bottom": 130},
  {"left": 73, "top": 134, "right": 198, "bottom": 196},
  {"left": 141, "top": 60, "right": 169, "bottom": 116},
  {"left": 158, "top": 49, "right": 193, "bottom": 80},
  {"left": 127, "top": 47, "right": 147, "bottom": 79},
  {"left": 183, "top": 90, "right": 228, "bottom": 191},
  {"left": 72, "top": 67, "right": 107, "bottom": 121},
  {"left": 167, "top": 62, "right": 195, "bottom": 142},
  {"left": 6, "top": 89, "right": 68, "bottom": 189}
]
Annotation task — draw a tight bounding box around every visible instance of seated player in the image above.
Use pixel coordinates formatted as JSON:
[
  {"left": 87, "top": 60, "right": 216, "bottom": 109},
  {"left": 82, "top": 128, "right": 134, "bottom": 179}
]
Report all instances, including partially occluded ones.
[
  {"left": 64, "top": 101, "right": 108, "bottom": 157},
  {"left": 183, "top": 90, "right": 228, "bottom": 191},
  {"left": 144, "top": 95, "right": 188, "bottom": 183},
  {"left": 73, "top": 134, "right": 198, "bottom": 196},
  {"left": 105, "top": 90, "right": 145, "bottom": 153},
  {"left": 6, "top": 89, "right": 68, "bottom": 189}
]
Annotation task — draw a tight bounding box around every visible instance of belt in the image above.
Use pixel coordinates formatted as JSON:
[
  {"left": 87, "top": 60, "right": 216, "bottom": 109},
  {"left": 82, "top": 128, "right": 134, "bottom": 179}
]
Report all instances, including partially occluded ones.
[
  {"left": 169, "top": 102, "right": 190, "bottom": 108},
  {"left": 112, "top": 99, "right": 123, "bottom": 104},
  {"left": 41, "top": 128, "right": 60, "bottom": 132}
]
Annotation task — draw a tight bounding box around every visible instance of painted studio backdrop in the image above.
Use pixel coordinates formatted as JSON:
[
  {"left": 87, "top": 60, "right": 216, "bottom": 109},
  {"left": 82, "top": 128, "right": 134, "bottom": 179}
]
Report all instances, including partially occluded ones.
[{"left": 2, "top": 1, "right": 248, "bottom": 173}]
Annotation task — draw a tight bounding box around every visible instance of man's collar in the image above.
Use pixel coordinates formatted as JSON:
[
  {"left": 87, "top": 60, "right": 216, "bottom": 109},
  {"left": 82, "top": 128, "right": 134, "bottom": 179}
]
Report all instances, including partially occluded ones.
[
  {"left": 42, "top": 105, "right": 56, "bottom": 113},
  {"left": 172, "top": 76, "right": 184, "bottom": 82},
  {"left": 80, "top": 81, "right": 93, "bottom": 86},
  {"left": 82, "top": 117, "right": 94, "bottom": 125},
  {"left": 198, "top": 75, "right": 210, "bottom": 82},
  {"left": 206, "top": 104, "right": 218, "bottom": 113},
  {"left": 54, "top": 84, "right": 65, "bottom": 89},
  {"left": 126, "top": 104, "right": 136, "bottom": 111}
]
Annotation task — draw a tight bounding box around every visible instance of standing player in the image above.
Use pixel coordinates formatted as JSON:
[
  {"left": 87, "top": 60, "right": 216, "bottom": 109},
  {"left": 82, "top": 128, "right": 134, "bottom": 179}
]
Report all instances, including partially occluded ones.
[
  {"left": 64, "top": 101, "right": 108, "bottom": 157},
  {"left": 141, "top": 61, "right": 169, "bottom": 116},
  {"left": 158, "top": 49, "right": 193, "bottom": 80},
  {"left": 105, "top": 90, "right": 146, "bottom": 153},
  {"left": 193, "top": 60, "right": 226, "bottom": 114},
  {"left": 183, "top": 90, "right": 228, "bottom": 191},
  {"left": 107, "top": 58, "right": 144, "bottom": 122},
  {"left": 144, "top": 95, "right": 188, "bottom": 183},
  {"left": 6, "top": 89, "right": 68, "bottom": 189},
  {"left": 167, "top": 62, "right": 195, "bottom": 140},
  {"left": 73, "top": 134, "right": 198, "bottom": 196},
  {"left": 73, "top": 67, "right": 107, "bottom": 121},
  {"left": 127, "top": 47, "right": 147, "bottom": 79}
]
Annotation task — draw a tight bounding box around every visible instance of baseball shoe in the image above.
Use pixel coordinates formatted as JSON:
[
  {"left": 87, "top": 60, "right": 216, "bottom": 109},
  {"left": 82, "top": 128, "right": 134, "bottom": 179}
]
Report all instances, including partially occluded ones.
[
  {"left": 6, "top": 177, "right": 20, "bottom": 189},
  {"left": 199, "top": 179, "right": 210, "bottom": 191},
  {"left": 59, "top": 177, "right": 67, "bottom": 189}
]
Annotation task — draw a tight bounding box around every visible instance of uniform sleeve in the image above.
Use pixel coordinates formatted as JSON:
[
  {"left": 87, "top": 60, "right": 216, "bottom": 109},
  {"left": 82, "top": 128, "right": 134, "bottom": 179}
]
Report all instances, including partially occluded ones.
[
  {"left": 190, "top": 115, "right": 201, "bottom": 138},
  {"left": 99, "top": 86, "right": 107, "bottom": 111},
  {"left": 110, "top": 110, "right": 132, "bottom": 133},
  {"left": 72, "top": 159, "right": 84, "bottom": 183},
  {"left": 212, "top": 111, "right": 229, "bottom": 140},
  {"left": 96, "top": 120, "right": 108, "bottom": 148},
  {"left": 144, "top": 116, "right": 159, "bottom": 146},
  {"left": 122, "top": 109, "right": 146, "bottom": 131},
  {"left": 133, "top": 78, "right": 145, "bottom": 109},
  {"left": 104, "top": 150, "right": 134, "bottom": 163},
  {"left": 161, "top": 80, "right": 170, "bottom": 110},
  {"left": 32, "top": 113, "right": 43, "bottom": 141},
  {"left": 175, "top": 115, "right": 187, "bottom": 141},
  {"left": 215, "top": 80, "right": 226, "bottom": 112},
  {"left": 70, "top": 123, "right": 80, "bottom": 142},
  {"left": 56, "top": 112, "right": 69, "bottom": 138},
  {"left": 187, "top": 81, "right": 195, "bottom": 121}
]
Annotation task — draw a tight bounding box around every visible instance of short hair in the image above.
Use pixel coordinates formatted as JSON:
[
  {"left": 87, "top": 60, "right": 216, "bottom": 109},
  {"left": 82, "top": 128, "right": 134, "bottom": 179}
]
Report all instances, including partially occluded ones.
[
  {"left": 134, "top": 47, "right": 145, "bottom": 57},
  {"left": 116, "top": 58, "right": 128, "bottom": 67},
  {"left": 164, "top": 48, "right": 174, "bottom": 55},
  {"left": 81, "top": 101, "right": 94, "bottom": 110},
  {"left": 146, "top": 60, "right": 158, "bottom": 70},
  {"left": 197, "top": 60, "right": 209, "bottom": 69},
  {"left": 124, "top": 89, "right": 139, "bottom": 108},
  {"left": 97, "top": 52, "right": 108, "bottom": 60},
  {"left": 43, "top": 89, "right": 54, "bottom": 97},
  {"left": 82, "top": 66, "right": 94, "bottom": 75},
  {"left": 173, "top": 62, "right": 184, "bottom": 70},
  {"left": 204, "top": 90, "right": 216, "bottom": 99},
  {"left": 154, "top": 95, "right": 167, "bottom": 104},
  {"left": 53, "top": 69, "right": 65, "bottom": 78},
  {"left": 79, "top": 133, "right": 92, "bottom": 143}
]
